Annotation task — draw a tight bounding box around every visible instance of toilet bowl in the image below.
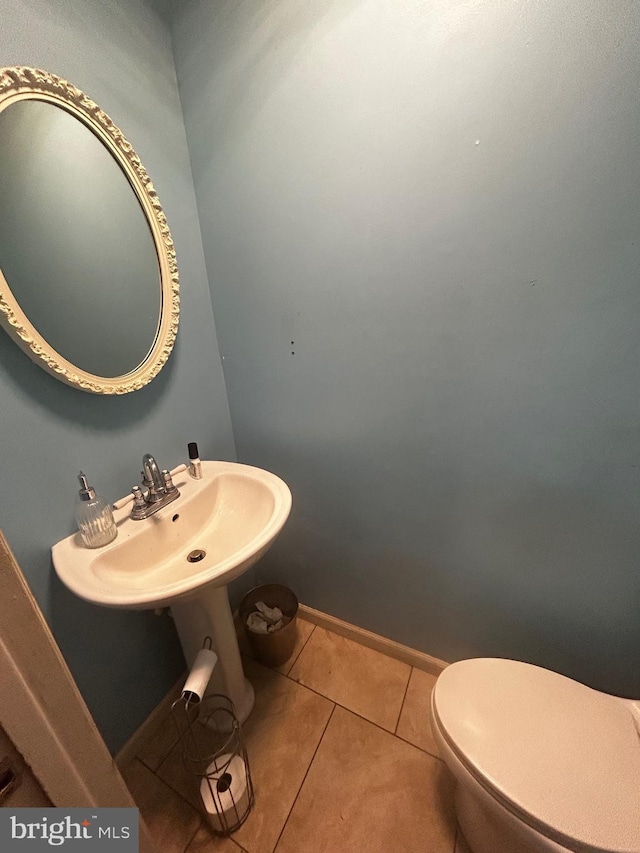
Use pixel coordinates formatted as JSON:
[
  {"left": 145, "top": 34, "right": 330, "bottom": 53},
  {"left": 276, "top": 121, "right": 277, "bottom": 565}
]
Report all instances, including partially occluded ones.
[{"left": 430, "top": 658, "right": 640, "bottom": 853}]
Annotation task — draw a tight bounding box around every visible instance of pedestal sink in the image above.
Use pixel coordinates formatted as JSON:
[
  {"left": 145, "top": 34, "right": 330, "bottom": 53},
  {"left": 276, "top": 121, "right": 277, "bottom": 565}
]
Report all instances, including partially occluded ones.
[{"left": 52, "top": 461, "right": 292, "bottom": 723}]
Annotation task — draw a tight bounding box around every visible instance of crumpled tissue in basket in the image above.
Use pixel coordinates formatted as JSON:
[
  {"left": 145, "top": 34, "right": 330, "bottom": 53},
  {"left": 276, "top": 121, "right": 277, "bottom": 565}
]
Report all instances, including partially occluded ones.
[{"left": 245, "top": 601, "right": 291, "bottom": 634}]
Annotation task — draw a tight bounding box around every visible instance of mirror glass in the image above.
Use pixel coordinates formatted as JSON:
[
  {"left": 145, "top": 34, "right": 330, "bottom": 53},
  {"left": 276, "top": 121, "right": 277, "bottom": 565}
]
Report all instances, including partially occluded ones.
[
  {"left": 0, "top": 66, "right": 179, "bottom": 394},
  {"left": 0, "top": 100, "right": 161, "bottom": 377}
]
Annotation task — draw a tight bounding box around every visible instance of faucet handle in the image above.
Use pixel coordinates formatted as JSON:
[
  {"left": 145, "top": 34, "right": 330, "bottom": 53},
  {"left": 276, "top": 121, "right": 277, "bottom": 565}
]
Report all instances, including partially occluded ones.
[
  {"left": 162, "top": 469, "right": 175, "bottom": 491},
  {"left": 131, "top": 486, "right": 146, "bottom": 508}
]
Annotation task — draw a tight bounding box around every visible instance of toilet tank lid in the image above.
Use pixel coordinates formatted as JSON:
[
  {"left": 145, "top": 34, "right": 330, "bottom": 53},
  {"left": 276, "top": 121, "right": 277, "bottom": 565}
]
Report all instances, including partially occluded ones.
[{"left": 433, "top": 658, "right": 640, "bottom": 853}]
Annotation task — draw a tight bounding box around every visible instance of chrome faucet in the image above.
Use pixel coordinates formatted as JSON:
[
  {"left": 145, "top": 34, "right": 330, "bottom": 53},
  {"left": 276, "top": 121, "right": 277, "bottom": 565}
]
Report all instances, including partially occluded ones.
[
  {"left": 142, "top": 454, "right": 166, "bottom": 500},
  {"left": 130, "top": 453, "right": 180, "bottom": 519}
]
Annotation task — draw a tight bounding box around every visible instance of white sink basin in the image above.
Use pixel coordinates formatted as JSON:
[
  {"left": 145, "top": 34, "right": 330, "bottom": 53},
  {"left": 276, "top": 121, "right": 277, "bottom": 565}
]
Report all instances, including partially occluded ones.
[{"left": 52, "top": 461, "right": 292, "bottom": 610}]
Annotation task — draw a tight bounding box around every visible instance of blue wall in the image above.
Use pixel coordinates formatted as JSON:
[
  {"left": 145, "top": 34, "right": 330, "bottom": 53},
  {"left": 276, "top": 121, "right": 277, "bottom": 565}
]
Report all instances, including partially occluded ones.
[
  {"left": 0, "top": 0, "right": 240, "bottom": 753},
  {"left": 171, "top": 0, "right": 640, "bottom": 696},
  {"left": 3, "top": 0, "right": 639, "bottom": 761}
]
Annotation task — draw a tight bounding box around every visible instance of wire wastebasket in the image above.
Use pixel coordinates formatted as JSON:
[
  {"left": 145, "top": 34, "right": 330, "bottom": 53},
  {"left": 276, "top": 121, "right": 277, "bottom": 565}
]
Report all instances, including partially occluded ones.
[{"left": 171, "top": 640, "right": 254, "bottom": 836}]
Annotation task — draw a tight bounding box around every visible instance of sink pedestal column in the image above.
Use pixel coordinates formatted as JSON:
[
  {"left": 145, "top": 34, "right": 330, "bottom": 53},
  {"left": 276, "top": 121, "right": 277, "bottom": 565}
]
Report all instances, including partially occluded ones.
[{"left": 171, "top": 585, "right": 255, "bottom": 724}]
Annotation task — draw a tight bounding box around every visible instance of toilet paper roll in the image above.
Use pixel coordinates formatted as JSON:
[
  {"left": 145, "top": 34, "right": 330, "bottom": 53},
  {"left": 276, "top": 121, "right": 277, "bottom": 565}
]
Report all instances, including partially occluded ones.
[
  {"left": 200, "top": 754, "right": 250, "bottom": 832},
  {"left": 181, "top": 648, "right": 218, "bottom": 703}
]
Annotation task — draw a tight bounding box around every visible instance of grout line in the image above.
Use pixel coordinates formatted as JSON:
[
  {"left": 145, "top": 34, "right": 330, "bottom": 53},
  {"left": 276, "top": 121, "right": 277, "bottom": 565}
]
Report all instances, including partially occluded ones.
[
  {"left": 116, "top": 672, "right": 187, "bottom": 770},
  {"left": 137, "top": 729, "right": 182, "bottom": 776},
  {"left": 281, "top": 623, "right": 315, "bottom": 676},
  {"left": 129, "top": 757, "right": 206, "bottom": 843},
  {"left": 181, "top": 819, "right": 202, "bottom": 853},
  {"left": 226, "top": 831, "right": 250, "bottom": 853},
  {"left": 191, "top": 819, "right": 249, "bottom": 853},
  {"left": 277, "top": 640, "right": 414, "bottom": 742},
  {"left": 280, "top": 669, "right": 443, "bottom": 764},
  {"left": 211, "top": 632, "right": 437, "bottom": 752},
  {"left": 180, "top": 798, "right": 249, "bottom": 853},
  {"left": 278, "top": 671, "right": 427, "bottom": 746},
  {"left": 394, "top": 664, "right": 413, "bottom": 736},
  {"left": 138, "top": 754, "right": 162, "bottom": 775},
  {"left": 146, "top": 732, "right": 181, "bottom": 777},
  {"left": 137, "top": 756, "right": 203, "bottom": 820},
  {"left": 271, "top": 703, "right": 337, "bottom": 853},
  {"left": 393, "top": 730, "right": 443, "bottom": 763}
]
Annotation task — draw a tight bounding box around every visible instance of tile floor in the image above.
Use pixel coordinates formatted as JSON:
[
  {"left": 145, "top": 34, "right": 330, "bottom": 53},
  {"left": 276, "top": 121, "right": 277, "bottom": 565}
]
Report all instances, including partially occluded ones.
[{"left": 120, "top": 619, "right": 470, "bottom": 853}]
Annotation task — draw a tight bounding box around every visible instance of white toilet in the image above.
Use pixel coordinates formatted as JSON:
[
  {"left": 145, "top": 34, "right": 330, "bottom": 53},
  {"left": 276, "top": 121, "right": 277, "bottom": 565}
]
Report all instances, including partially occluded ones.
[{"left": 430, "top": 658, "right": 640, "bottom": 853}]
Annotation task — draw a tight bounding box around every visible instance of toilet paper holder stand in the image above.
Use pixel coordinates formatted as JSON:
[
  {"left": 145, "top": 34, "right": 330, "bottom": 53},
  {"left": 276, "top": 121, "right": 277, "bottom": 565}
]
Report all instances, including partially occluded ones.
[{"left": 171, "top": 637, "right": 255, "bottom": 836}]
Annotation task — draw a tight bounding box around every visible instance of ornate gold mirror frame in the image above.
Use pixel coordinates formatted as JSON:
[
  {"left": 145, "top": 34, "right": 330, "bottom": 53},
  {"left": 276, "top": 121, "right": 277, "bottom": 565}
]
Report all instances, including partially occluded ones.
[{"left": 0, "top": 66, "right": 180, "bottom": 394}]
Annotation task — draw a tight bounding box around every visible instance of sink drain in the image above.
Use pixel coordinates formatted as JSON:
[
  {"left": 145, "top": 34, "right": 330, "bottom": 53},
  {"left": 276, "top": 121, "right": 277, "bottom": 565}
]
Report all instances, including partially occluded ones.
[{"left": 187, "top": 549, "right": 206, "bottom": 563}]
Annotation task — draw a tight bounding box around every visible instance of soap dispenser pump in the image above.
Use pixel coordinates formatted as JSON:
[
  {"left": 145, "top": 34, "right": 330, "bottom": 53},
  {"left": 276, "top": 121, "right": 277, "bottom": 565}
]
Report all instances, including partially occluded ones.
[{"left": 75, "top": 472, "right": 117, "bottom": 549}]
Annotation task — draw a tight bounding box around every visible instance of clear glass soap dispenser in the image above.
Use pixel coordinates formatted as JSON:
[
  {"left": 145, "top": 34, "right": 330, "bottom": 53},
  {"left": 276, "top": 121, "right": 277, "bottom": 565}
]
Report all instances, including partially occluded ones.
[{"left": 75, "top": 472, "right": 117, "bottom": 548}]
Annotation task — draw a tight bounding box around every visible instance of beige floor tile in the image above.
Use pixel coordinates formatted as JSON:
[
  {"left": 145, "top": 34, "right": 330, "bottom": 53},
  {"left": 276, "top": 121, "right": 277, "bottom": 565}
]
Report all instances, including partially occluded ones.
[
  {"left": 185, "top": 824, "right": 248, "bottom": 852},
  {"left": 275, "top": 705, "right": 457, "bottom": 853},
  {"left": 120, "top": 758, "right": 201, "bottom": 853},
  {"left": 396, "top": 667, "right": 440, "bottom": 757},
  {"left": 140, "top": 619, "right": 313, "bottom": 774},
  {"left": 455, "top": 828, "right": 473, "bottom": 853},
  {"left": 136, "top": 708, "right": 183, "bottom": 772},
  {"left": 288, "top": 626, "right": 410, "bottom": 732},
  {"left": 156, "top": 658, "right": 333, "bottom": 853}
]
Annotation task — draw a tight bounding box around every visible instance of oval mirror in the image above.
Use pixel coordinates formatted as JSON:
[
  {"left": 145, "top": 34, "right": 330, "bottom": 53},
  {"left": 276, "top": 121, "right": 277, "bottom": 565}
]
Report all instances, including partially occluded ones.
[{"left": 0, "top": 67, "right": 179, "bottom": 394}]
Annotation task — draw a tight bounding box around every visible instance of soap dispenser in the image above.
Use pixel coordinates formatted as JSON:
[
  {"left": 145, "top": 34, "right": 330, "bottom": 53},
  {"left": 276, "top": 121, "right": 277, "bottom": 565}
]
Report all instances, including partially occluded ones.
[
  {"left": 188, "top": 442, "right": 202, "bottom": 479},
  {"left": 75, "top": 472, "right": 117, "bottom": 548}
]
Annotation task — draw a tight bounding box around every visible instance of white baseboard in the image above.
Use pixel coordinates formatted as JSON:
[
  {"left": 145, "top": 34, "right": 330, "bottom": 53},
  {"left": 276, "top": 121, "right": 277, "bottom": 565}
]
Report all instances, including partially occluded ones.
[{"left": 298, "top": 604, "right": 448, "bottom": 676}]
